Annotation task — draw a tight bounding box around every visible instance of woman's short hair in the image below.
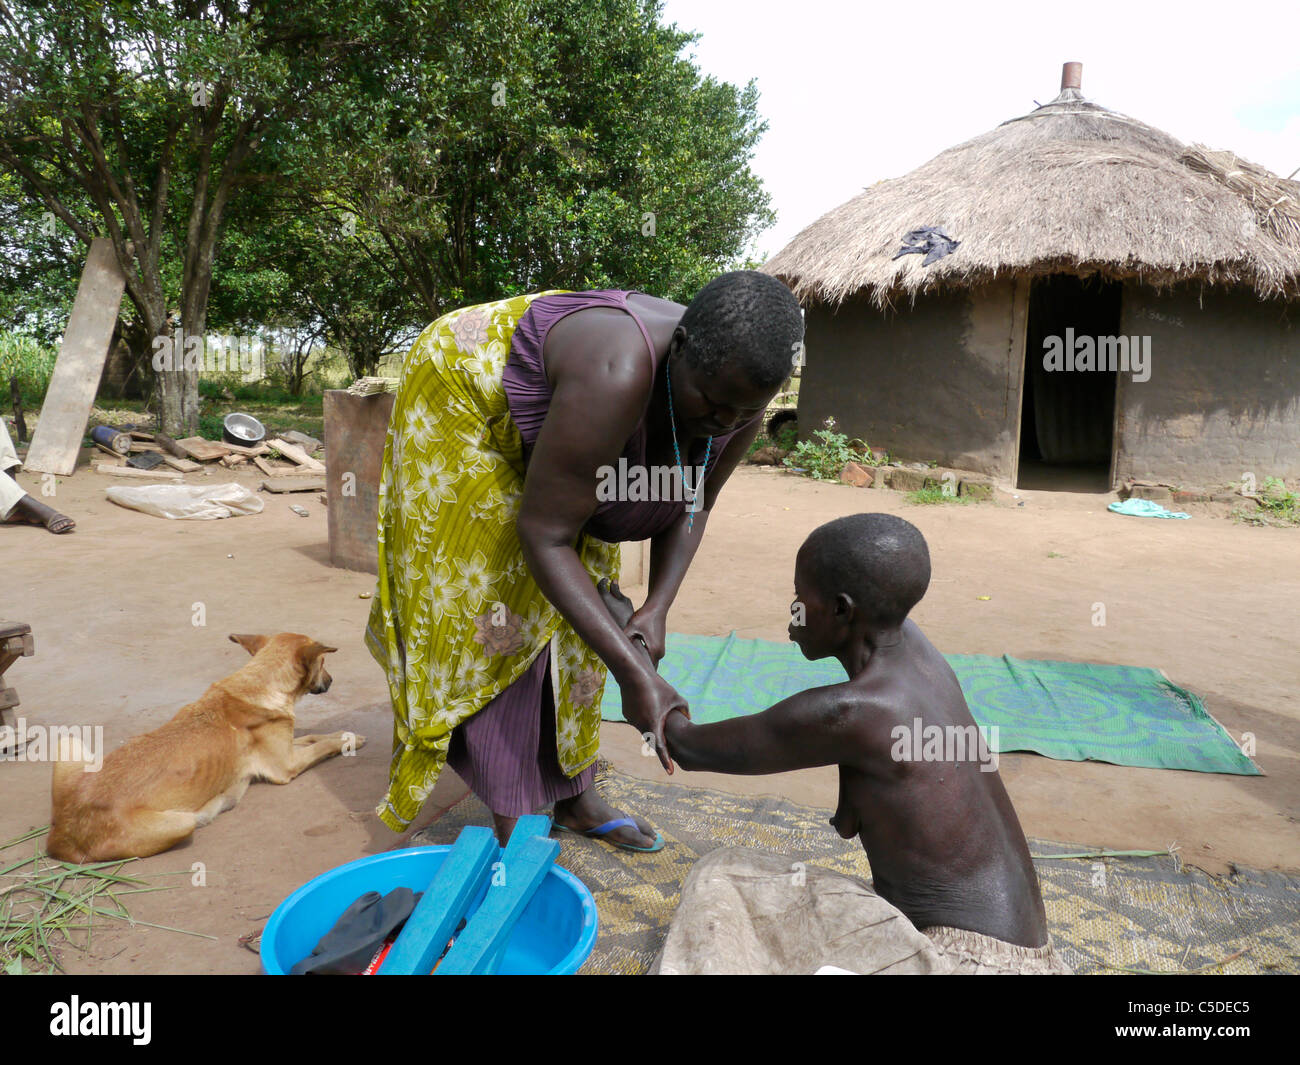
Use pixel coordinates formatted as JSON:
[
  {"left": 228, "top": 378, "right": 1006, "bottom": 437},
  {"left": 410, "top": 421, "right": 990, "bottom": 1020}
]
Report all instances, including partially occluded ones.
[{"left": 679, "top": 271, "right": 804, "bottom": 390}]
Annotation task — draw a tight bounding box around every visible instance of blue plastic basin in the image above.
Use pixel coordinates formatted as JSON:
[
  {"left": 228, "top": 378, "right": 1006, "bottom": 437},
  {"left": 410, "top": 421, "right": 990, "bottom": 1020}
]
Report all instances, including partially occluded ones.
[{"left": 261, "top": 846, "right": 598, "bottom": 975}]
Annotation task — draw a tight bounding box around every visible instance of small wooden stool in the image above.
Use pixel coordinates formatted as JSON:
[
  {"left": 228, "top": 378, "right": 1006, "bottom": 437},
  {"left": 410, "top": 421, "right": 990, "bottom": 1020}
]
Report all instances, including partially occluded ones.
[{"left": 0, "top": 621, "right": 34, "bottom": 752}]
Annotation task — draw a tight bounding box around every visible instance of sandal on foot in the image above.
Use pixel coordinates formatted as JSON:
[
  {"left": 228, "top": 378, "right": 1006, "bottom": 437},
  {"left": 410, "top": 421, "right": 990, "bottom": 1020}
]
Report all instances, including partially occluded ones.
[{"left": 555, "top": 817, "right": 664, "bottom": 853}]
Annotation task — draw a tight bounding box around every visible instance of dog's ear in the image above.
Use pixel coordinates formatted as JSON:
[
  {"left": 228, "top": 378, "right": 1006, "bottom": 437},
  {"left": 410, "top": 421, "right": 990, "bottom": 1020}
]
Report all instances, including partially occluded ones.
[
  {"left": 299, "top": 640, "right": 338, "bottom": 662},
  {"left": 229, "top": 634, "right": 269, "bottom": 656}
]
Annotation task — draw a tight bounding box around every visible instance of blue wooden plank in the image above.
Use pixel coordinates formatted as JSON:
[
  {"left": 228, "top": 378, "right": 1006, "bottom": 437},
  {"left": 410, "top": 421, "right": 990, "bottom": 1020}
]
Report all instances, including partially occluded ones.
[
  {"left": 483, "top": 815, "right": 552, "bottom": 972},
  {"left": 377, "top": 826, "right": 498, "bottom": 975},
  {"left": 436, "top": 834, "right": 560, "bottom": 975},
  {"left": 500, "top": 815, "right": 551, "bottom": 860}
]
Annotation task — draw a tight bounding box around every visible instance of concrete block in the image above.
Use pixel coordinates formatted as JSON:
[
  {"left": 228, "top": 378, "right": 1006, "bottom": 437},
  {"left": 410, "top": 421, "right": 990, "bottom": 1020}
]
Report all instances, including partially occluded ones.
[
  {"left": 325, "top": 389, "right": 395, "bottom": 573},
  {"left": 889, "top": 468, "right": 929, "bottom": 492},
  {"left": 1128, "top": 484, "right": 1173, "bottom": 502}
]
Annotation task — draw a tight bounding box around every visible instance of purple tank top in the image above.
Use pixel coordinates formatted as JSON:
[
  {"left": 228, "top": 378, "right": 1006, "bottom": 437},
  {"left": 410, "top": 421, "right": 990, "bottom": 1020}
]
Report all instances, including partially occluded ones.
[{"left": 503, "top": 290, "right": 738, "bottom": 543}]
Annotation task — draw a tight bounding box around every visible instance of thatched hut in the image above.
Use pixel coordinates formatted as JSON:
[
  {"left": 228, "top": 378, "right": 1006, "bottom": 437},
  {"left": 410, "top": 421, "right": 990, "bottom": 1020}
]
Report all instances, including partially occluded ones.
[{"left": 764, "top": 63, "right": 1300, "bottom": 490}]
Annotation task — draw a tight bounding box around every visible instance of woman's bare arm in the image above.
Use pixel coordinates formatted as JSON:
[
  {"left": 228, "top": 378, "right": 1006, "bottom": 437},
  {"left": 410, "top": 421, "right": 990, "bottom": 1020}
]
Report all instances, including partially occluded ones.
[{"left": 515, "top": 342, "right": 687, "bottom": 769}]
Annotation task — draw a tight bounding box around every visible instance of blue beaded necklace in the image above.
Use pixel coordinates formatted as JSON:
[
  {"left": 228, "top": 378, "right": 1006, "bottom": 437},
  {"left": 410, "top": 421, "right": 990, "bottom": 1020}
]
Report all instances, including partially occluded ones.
[{"left": 665, "top": 358, "right": 711, "bottom": 532}]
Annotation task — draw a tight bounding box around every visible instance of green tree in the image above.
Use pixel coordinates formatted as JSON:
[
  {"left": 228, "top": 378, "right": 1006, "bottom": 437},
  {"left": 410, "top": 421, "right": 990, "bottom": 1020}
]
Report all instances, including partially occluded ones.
[
  {"left": 0, "top": 169, "right": 82, "bottom": 341},
  {"left": 1, "top": 0, "right": 775, "bottom": 423},
  {"left": 309, "top": 0, "right": 774, "bottom": 318},
  {"left": 0, "top": 0, "right": 398, "bottom": 433},
  {"left": 209, "top": 186, "right": 421, "bottom": 384}
]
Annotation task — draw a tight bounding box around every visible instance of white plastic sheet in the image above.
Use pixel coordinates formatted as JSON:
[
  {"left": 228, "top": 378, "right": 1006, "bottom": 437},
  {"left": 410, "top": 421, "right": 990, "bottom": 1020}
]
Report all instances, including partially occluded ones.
[{"left": 105, "top": 481, "right": 264, "bottom": 520}]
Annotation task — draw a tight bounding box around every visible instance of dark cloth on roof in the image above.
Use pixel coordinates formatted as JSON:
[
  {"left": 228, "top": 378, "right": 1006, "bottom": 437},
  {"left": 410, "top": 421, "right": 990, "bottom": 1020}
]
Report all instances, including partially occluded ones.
[{"left": 893, "top": 226, "right": 960, "bottom": 266}]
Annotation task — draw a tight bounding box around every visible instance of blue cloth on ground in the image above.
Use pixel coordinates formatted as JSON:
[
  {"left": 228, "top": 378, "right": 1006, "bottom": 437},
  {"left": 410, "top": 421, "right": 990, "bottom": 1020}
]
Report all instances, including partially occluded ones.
[{"left": 1108, "top": 499, "right": 1190, "bottom": 519}]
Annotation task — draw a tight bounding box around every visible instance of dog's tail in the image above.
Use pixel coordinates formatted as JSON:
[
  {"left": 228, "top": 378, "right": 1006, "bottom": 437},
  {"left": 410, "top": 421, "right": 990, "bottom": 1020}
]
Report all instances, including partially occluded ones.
[{"left": 48, "top": 735, "right": 98, "bottom": 864}]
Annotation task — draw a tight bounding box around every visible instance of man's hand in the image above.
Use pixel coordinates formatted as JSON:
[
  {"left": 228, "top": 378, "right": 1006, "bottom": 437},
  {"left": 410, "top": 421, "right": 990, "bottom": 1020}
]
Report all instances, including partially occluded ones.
[{"left": 622, "top": 669, "right": 688, "bottom": 774}]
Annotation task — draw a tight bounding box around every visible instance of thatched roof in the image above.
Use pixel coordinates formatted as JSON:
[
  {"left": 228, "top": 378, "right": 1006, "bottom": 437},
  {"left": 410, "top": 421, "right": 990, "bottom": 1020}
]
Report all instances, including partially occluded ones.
[{"left": 764, "top": 80, "right": 1300, "bottom": 308}]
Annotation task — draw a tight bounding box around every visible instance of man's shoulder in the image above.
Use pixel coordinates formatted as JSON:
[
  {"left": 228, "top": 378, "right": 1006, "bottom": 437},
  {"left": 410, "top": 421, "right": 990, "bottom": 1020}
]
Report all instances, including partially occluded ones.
[{"left": 787, "top": 682, "right": 901, "bottom": 758}]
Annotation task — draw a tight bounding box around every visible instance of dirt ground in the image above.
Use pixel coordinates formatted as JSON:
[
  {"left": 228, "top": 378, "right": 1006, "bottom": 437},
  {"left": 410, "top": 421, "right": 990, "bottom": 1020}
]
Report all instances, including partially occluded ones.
[{"left": 1, "top": 456, "right": 1297, "bottom": 974}]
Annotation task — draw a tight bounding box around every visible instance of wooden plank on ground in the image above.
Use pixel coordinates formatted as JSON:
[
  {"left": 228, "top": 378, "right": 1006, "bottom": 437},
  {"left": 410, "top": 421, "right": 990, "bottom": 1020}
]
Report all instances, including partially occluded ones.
[
  {"left": 267, "top": 437, "right": 325, "bottom": 472},
  {"left": 128, "top": 441, "right": 162, "bottom": 453},
  {"left": 174, "top": 436, "right": 231, "bottom": 462},
  {"left": 252, "top": 455, "right": 296, "bottom": 475},
  {"left": 24, "top": 238, "right": 128, "bottom": 475},
  {"left": 221, "top": 441, "right": 269, "bottom": 457},
  {"left": 94, "top": 462, "right": 183, "bottom": 480},
  {"left": 159, "top": 453, "right": 201, "bottom": 473},
  {"left": 260, "top": 477, "right": 326, "bottom": 493},
  {"left": 280, "top": 429, "right": 323, "bottom": 453}
]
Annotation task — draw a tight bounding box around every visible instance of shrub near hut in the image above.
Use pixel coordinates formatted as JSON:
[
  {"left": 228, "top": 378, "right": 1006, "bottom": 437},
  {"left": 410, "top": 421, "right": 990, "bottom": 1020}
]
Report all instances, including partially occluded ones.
[{"left": 783, "top": 417, "right": 883, "bottom": 481}]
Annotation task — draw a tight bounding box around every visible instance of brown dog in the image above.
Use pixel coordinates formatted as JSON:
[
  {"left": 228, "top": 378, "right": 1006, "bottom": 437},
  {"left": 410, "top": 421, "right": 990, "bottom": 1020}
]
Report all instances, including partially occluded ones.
[{"left": 47, "top": 633, "right": 364, "bottom": 862}]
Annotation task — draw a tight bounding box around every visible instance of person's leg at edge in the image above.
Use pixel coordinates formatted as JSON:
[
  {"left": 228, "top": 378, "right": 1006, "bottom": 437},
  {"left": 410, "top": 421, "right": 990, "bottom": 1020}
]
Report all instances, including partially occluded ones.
[{"left": 0, "top": 429, "right": 74, "bottom": 533}]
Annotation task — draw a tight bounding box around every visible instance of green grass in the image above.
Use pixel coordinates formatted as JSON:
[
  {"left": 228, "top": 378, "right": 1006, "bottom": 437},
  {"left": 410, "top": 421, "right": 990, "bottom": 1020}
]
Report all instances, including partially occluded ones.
[
  {"left": 1, "top": 826, "right": 210, "bottom": 974},
  {"left": 4, "top": 329, "right": 351, "bottom": 441},
  {"left": 0, "top": 333, "right": 58, "bottom": 408},
  {"left": 1258, "top": 478, "right": 1300, "bottom": 524},
  {"left": 905, "top": 486, "right": 971, "bottom": 505},
  {"left": 745, "top": 420, "right": 799, "bottom": 457},
  {"left": 1234, "top": 477, "right": 1300, "bottom": 528}
]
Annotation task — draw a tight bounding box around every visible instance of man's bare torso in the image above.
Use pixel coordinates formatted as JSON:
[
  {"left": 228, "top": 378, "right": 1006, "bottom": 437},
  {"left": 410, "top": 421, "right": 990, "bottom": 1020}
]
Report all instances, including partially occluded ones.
[{"left": 831, "top": 621, "right": 1049, "bottom": 947}]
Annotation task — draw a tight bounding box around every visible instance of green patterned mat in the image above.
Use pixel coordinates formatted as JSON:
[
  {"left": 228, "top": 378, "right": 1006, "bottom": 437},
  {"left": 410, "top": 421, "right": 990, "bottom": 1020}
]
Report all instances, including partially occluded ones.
[
  {"left": 418, "top": 765, "right": 1299, "bottom": 975},
  {"left": 600, "top": 633, "right": 1259, "bottom": 776}
]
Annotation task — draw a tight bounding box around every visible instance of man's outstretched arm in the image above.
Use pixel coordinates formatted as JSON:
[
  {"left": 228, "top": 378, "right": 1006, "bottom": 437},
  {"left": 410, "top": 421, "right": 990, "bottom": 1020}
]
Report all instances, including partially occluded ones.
[{"left": 663, "top": 687, "right": 858, "bottom": 775}]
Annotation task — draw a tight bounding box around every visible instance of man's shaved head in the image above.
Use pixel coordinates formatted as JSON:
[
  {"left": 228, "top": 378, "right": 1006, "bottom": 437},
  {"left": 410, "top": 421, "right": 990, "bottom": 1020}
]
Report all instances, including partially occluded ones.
[{"left": 800, "top": 513, "right": 931, "bottom": 628}]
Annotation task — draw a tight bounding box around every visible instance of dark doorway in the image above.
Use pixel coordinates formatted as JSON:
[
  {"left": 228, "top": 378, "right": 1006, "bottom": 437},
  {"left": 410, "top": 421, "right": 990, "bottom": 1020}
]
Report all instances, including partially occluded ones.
[{"left": 1017, "top": 274, "right": 1121, "bottom": 491}]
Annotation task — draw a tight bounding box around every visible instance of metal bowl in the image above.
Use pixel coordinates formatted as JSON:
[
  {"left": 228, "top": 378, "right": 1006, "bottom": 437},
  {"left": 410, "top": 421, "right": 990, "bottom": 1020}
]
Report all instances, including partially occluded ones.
[{"left": 222, "top": 412, "right": 266, "bottom": 445}]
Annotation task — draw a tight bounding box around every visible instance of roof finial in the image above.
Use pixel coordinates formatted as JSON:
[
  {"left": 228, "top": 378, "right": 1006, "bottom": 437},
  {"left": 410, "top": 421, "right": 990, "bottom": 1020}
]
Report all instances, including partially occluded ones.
[{"left": 1061, "top": 62, "right": 1083, "bottom": 91}]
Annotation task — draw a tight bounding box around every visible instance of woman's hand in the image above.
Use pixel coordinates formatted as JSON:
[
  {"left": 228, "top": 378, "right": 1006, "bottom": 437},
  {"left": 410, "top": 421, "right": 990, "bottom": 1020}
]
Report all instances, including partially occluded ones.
[
  {"left": 624, "top": 604, "right": 668, "bottom": 666},
  {"left": 621, "top": 668, "right": 690, "bottom": 774}
]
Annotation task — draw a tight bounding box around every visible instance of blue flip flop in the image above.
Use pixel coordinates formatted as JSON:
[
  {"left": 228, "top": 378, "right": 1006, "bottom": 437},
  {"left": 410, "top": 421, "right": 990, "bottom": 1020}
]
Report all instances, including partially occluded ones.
[{"left": 555, "top": 817, "right": 664, "bottom": 853}]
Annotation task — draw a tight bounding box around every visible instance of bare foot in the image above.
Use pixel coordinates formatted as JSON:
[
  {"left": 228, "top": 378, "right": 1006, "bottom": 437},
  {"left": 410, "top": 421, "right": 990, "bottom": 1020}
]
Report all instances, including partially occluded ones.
[
  {"left": 554, "top": 785, "right": 658, "bottom": 850},
  {"left": 4, "top": 494, "right": 75, "bottom": 533}
]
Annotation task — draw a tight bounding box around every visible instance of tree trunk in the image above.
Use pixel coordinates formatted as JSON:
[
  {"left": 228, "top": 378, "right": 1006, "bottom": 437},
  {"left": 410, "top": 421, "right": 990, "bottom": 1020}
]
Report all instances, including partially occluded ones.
[
  {"left": 155, "top": 315, "right": 201, "bottom": 436},
  {"left": 153, "top": 287, "right": 207, "bottom": 437},
  {"left": 157, "top": 358, "right": 190, "bottom": 436}
]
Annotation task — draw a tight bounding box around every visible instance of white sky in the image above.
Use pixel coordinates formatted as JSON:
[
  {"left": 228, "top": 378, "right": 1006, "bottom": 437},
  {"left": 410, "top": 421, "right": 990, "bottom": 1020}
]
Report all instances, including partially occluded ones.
[{"left": 657, "top": 0, "right": 1300, "bottom": 261}]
